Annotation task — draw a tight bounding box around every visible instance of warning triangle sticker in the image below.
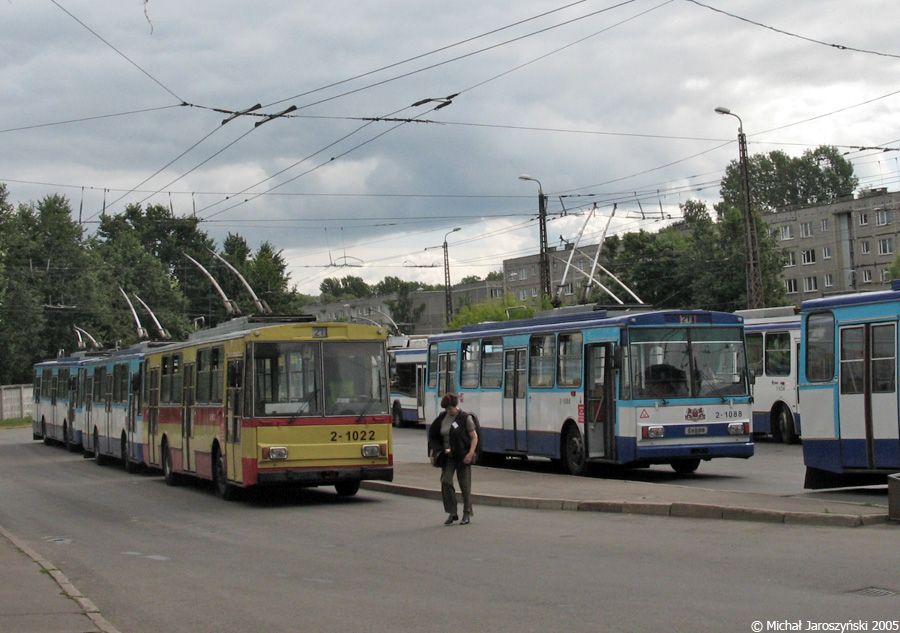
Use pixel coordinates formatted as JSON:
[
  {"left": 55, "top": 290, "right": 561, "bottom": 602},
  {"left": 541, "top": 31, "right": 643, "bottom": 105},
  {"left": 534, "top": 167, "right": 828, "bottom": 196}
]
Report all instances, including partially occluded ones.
[{"left": 639, "top": 409, "right": 650, "bottom": 419}]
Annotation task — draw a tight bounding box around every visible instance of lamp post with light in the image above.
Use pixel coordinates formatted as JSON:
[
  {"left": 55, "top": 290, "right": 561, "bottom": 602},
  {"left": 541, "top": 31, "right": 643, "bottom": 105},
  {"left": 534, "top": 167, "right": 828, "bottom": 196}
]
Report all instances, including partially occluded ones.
[
  {"left": 519, "top": 174, "right": 551, "bottom": 300},
  {"left": 715, "top": 107, "right": 765, "bottom": 309}
]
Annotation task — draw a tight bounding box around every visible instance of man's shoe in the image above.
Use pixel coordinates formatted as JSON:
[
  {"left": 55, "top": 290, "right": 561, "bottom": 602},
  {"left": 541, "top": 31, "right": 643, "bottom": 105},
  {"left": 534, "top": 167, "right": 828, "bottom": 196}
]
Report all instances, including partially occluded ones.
[
  {"left": 460, "top": 513, "right": 470, "bottom": 525},
  {"left": 444, "top": 514, "right": 458, "bottom": 525}
]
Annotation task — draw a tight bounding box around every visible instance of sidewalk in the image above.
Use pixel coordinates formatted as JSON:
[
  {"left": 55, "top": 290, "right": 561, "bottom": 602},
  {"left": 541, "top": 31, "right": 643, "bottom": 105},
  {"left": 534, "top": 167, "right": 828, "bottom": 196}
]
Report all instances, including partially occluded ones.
[
  {"left": 0, "top": 524, "right": 120, "bottom": 633},
  {"left": 362, "top": 461, "right": 894, "bottom": 528}
]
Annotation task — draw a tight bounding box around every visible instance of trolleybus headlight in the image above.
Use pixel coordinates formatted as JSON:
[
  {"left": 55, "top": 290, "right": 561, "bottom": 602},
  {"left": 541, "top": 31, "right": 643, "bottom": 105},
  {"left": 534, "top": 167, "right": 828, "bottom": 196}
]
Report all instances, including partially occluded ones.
[
  {"left": 642, "top": 426, "right": 665, "bottom": 439},
  {"left": 263, "top": 446, "right": 289, "bottom": 460},
  {"left": 727, "top": 422, "right": 749, "bottom": 435},
  {"left": 361, "top": 444, "right": 381, "bottom": 458}
]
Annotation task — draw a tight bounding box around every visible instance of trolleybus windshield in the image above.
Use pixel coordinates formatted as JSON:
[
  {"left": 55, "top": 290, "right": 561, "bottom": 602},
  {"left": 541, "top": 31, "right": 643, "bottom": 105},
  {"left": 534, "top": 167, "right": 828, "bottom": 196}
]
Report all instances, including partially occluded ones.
[
  {"left": 253, "top": 341, "right": 388, "bottom": 417},
  {"left": 628, "top": 326, "right": 747, "bottom": 400}
]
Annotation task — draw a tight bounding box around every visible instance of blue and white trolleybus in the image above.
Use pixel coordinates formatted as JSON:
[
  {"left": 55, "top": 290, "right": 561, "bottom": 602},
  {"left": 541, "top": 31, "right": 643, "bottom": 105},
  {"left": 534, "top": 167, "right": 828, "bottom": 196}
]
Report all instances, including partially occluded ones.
[{"left": 425, "top": 308, "right": 753, "bottom": 475}]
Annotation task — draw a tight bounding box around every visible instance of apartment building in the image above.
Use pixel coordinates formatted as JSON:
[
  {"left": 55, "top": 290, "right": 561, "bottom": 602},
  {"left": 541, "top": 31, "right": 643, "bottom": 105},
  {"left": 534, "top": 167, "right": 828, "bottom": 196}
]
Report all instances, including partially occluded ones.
[{"left": 762, "top": 188, "right": 900, "bottom": 304}]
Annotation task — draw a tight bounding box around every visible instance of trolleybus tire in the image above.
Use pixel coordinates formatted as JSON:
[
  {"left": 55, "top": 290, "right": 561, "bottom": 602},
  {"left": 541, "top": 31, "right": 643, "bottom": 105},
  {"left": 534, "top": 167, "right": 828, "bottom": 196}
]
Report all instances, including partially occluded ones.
[
  {"left": 671, "top": 458, "right": 701, "bottom": 474},
  {"left": 777, "top": 406, "right": 799, "bottom": 445},
  {"left": 162, "top": 442, "right": 179, "bottom": 486},
  {"left": 391, "top": 402, "right": 403, "bottom": 428},
  {"left": 561, "top": 424, "right": 587, "bottom": 476},
  {"left": 335, "top": 480, "right": 361, "bottom": 497},
  {"left": 213, "top": 447, "right": 238, "bottom": 501},
  {"left": 769, "top": 409, "right": 784, "bottom": 444},
  {"left": 94, "top": 428, "right": 107, "bottom": 466},
  {"left": 41, "top": 419, "right": 51, "bottom": 445}
]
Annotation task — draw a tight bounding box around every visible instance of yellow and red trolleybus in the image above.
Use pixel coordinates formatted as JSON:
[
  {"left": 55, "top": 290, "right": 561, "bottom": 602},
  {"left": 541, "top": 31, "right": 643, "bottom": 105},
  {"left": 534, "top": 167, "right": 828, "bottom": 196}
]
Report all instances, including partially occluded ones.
[{"left": 142, "top": 315, "right": 393, "bottom": 499}]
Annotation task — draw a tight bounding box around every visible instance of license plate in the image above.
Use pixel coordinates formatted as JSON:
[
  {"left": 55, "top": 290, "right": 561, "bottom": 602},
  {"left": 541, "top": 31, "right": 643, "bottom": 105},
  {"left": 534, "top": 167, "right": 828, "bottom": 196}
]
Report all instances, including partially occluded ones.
[{"left": 685, "top": 426, "right": 708, "bottom": 436}]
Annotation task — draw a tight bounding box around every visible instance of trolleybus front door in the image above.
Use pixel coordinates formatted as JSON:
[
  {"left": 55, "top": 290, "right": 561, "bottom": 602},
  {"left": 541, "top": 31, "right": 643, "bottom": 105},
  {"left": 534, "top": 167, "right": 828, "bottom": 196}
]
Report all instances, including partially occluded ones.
[
  {"left": 503, "top": 348, "right": 527, "bottom": 452},
  {"left": 147, "top": 368, "right": 159, "bottom": 466},
  {"left": 226, "top": 359, "right": 243, "bottom": 483},
  {"left": 182, "top": 365, "right": 195, "bottom": 472},
  {"left": 585, "top": 343, "right": 616, "bottom": 459},
  {"left": 839, "top": 323, "right": 900, "bottom": 469}
]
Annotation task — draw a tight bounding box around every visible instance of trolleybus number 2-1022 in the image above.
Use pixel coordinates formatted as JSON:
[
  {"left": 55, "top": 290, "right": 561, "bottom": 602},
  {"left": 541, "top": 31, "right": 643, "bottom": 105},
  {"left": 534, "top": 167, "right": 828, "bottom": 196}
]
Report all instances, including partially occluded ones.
[{"left": 331, "top": 429, "right": 377, "bottom": 442}]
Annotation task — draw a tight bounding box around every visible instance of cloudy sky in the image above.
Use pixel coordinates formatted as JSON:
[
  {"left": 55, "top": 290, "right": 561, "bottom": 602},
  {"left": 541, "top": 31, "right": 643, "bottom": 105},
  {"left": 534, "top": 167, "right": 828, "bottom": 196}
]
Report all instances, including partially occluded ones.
[{"left": 3, "top": 0, "right": 900, "bottom": 295}]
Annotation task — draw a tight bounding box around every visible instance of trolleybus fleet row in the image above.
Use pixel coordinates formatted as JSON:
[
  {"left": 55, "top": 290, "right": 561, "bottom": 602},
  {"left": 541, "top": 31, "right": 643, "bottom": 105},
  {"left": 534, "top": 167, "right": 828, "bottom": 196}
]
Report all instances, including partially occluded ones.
[{"left": 33, "top": 286, "right": 900, "bottom": 497}]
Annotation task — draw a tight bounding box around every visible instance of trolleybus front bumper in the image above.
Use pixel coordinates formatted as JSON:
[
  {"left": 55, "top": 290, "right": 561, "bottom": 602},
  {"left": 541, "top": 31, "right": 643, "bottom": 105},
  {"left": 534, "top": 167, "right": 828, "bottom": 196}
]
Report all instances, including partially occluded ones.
[{"left": 255, "top": 466, "right": 394, "bottom": 486}]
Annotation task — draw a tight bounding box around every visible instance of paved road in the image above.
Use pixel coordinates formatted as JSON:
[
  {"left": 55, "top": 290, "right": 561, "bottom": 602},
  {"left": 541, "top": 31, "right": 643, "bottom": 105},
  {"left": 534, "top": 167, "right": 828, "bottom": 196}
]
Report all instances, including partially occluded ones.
[{"left": 2, "top": 426, "right": 899, "bottom": 633}]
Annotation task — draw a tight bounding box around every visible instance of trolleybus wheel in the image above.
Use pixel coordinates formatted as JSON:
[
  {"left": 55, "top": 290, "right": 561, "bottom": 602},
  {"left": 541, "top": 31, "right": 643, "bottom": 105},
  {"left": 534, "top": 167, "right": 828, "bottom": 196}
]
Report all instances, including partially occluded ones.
[
  {"left": 162, "top": 442, "right": 178, "bottom": 486},
  {"left": 561, "top": 424, "right": 587, "bottom": 476},
  {"left": 777, "top": 406, "right": 799, "bottom": 445},
  {"left": 213, "top": 447, "right": 237, "bottom": 501},
  {"left": 94, "top": 428, "right": 107, "bottom": 466},
  {"left": 41, "top": 419, "right": 51, "bottom": 445},
  {"left": 335, "top": 480, "right": 361, "bottom": 497},
  {"left": 672, "top": 459, "right": 701, "bottom": 474},
  {"left": 392, "top": 402, "right": 403, "bottom": 428}
]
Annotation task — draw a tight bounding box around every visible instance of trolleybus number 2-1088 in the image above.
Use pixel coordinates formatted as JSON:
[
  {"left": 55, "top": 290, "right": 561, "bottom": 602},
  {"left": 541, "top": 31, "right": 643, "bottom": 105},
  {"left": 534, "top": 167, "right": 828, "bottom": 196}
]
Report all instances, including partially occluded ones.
[{"left": 716, "top": 409, "right": 745, "bottom": 419}]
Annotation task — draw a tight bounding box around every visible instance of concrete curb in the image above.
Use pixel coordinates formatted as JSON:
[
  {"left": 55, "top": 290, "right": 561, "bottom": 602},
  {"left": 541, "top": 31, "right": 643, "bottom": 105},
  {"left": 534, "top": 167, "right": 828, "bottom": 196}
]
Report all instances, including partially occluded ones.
[
  {"left": 360, "top": 481, "right": 892, "bottom": 528},
  {"left": 0, "top": 523, "right": 123, "bottom": 633}
]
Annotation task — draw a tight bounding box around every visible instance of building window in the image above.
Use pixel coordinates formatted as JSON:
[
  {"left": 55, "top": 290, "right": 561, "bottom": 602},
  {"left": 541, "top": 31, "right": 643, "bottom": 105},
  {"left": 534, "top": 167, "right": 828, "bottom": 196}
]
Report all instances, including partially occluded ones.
[
  {"left": 878, "top": 238, "right": 893, "bottom": 255},
  {"left": 784, "top": 279, "right": 798, "bottom": 294},
  {"left": 804, "top": 276, "right": 818, "bottom": 292},
  {"left": 859, "top": 213, "right": 869, "bottom": 226},
  {"left": 882, "top": 269, "right": 892, "bottom": 284},
  {"left": 824, "top": 273, "right": 834, "bottom": 287},
  {"left": 861, "top": 241, "right": 870, "bottom": 255},
  {"left": 531, "top": 287, "right": 538, "bottom": 297},
  {"left": 780, "top": 225, "right": 794, "bottom": 241},
  {"left": 800, "top": 222, "right": 813, "bottom": 238},
  {"left": 863, "top": 269, "right": 873, "bottom": 283},
  {"left": 564, "top": 283, "right": 574, "bottom": 295},
  {"left": 821, "top": 218, "right": 830, "bottom": 232},
  {"left": 822, "top": 246, "right": 832, "bottom": 259},
  {"left": 519, "top": 289, "right": 527, "bottom": 301},
  {"left": 801, "top": 249, "right": 816, "bottom": 265},
  {"left": 876, "top": 209, "right": 891, "bottom": 226},
  {"left": 520, "top": 267, "right": 527, "bottom": 280}
]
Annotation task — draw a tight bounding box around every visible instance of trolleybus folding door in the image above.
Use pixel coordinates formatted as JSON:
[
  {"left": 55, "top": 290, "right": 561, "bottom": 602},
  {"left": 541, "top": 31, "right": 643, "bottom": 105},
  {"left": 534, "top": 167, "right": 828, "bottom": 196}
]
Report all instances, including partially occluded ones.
[
  {"left": 502, "top": 348, "right": 527, "bottom": 452},
  {"left": 585, "top": 343, "right": 615, "bottom": 459},
  {"left": 147, "top": 367, "right": 159, "bottom": 465},
  {"left": 226, "top": 357, "right": 243, "bottom": 483},
  {"left": 126, "top": 365, "right": 140, "bottom": 462},
  {"left": 182, "top": 363, "right": 195, "bottom": 473},
  {"left": 839, "top": 322, "right": 900, "bottom": 469}
]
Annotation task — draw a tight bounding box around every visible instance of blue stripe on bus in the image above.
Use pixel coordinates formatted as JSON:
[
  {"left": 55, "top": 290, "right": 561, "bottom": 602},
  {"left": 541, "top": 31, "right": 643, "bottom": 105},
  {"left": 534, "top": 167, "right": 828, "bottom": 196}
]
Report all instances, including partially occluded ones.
[{"left": 804, "top": 438, "right": 900, "bottom": 473}]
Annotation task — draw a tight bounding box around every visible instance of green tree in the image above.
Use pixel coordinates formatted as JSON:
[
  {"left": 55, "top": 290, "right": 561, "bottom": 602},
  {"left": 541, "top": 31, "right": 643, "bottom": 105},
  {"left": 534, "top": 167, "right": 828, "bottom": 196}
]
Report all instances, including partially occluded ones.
[
  {"left": 319, "top": 275, "right": 372, "bottom": 300},
  {"left": 385, "top": 286, "right": 426, "bottom": 334},
  {"left": 446, "top": 294, "right": 551, "bottom": 330},
  {"left": 720, "top": 145, "right": 857, "bottom": 214}
]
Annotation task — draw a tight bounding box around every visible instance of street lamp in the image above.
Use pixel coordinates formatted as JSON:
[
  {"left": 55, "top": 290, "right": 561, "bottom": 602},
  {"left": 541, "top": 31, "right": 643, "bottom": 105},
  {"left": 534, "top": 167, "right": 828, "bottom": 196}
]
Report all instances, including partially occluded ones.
[
  {"left": 715, "top": 107, "right": 765, "bottom": 309},
  {"left": 443, "top": 227, "right": 461, "bottom": 322},
  {"left": 519, "top": 174, "right": 551, "bottom": 300}
]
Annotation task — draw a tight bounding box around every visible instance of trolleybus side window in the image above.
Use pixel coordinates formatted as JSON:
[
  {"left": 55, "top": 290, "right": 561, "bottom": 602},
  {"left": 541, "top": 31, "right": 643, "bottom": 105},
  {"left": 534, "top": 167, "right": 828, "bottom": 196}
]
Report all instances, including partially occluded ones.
[
  {"left": 113, "top": 363, "right": 128, "bottom": 404},
  {"left": 41, "top": 369, "right": 52, "bottom": 399},
  {"left": 481, "top": 338, "right": 503, "bottom": 388},
  {"left": 427, "top": 343, "right": 438, "bottom": 389},
  {"left": 840, "top": 327, "right": 865, "bottom": 394},
  {"left": 745, "top": 332, "right": 764, "bottom": 377},
  {"left": 765, "top": 332, "right": 792, "bottom": 377},
  {"left": 460, "top": 339, "right": 480, "bottom": 389},
  {"left": 806, "top": 312, "right": 835, "bottom": 382},
  {"left": 57, "top": 368, "right": 70, "bottom": 401},
  {"left": 529, "top": 334, "right": 556, "bottom": 388},
  {"left": 557, "top": 332, "right": 583, "bottom": 387},
  {"left": 93, "top": 367, "right": 107, "bottom": 406},
  {"left": 871, "top": 324, "right": 896, "bottom": 393},
  {"left": 437, "top": 352, "right": 457, "bottom": 397}
]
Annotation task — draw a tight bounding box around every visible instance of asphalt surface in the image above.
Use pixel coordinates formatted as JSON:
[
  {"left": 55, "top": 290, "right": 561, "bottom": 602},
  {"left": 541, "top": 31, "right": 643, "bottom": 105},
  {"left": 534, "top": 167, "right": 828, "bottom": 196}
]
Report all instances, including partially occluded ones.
[{"left": 2, "top": 458, "right": 896, "bottom": 633}]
